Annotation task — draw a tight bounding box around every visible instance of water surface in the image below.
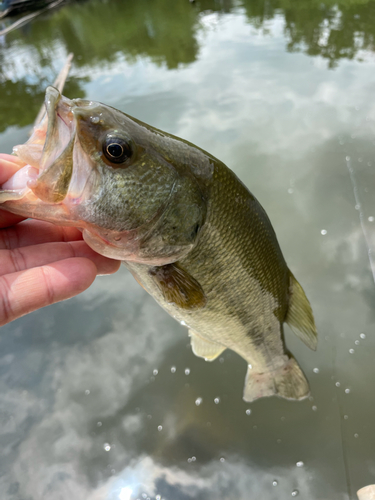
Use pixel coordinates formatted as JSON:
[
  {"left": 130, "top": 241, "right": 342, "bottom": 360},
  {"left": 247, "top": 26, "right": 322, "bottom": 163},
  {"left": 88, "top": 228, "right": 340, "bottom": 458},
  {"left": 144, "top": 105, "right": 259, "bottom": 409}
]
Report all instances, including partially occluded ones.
[{"left": 1, "top": 1, "right": 375, "bottom": 499}]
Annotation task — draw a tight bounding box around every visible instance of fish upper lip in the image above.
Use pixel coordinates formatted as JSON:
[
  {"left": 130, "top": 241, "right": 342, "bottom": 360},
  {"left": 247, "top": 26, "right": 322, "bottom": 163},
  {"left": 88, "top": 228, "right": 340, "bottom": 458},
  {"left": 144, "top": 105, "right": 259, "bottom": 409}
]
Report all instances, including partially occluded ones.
[
  {"left": 1, "top": 87, "right": 78, "bottom": 203},
  {"left": 40, "top": 86, "right": 76, "bottom": 172}
]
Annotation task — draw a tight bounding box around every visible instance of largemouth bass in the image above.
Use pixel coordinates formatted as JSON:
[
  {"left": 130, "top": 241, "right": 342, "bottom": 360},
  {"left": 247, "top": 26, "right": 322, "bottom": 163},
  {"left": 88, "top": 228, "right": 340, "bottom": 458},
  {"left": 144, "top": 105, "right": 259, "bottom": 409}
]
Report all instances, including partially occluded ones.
[{"left": 0, "top": 87, "right": 317, "bottom": 402}]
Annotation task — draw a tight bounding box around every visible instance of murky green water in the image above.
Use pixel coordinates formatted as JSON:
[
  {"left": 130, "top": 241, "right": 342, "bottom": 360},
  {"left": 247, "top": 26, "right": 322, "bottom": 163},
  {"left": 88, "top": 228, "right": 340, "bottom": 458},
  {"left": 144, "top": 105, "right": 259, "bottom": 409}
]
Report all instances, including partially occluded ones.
[{"left": 1, "top": 0, "right": 375, "bottom": 499}]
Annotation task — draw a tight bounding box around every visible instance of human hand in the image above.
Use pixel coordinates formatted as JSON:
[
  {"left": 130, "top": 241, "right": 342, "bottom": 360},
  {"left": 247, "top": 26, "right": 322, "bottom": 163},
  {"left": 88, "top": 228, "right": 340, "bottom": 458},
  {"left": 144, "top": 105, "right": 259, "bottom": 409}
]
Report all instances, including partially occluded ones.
[{"left": 0, "top": 154, "right": 121, "bottom": 327}]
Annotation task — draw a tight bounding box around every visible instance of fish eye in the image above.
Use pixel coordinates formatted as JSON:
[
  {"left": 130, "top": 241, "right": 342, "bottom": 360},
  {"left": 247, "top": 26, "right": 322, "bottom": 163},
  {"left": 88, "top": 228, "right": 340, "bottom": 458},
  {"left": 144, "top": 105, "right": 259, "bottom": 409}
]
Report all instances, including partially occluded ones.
[{"left": 103, "top": 134, "right": 133, "bottom": 164}]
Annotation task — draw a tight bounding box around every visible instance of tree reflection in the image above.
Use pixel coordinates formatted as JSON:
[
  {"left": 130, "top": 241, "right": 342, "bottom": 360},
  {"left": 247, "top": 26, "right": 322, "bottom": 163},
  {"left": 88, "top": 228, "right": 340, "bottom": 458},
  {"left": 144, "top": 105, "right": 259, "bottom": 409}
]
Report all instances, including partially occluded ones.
[
  {"left": 1, "top": 0, "right": 375, "bottom": 132},
  {"left": 242, "top": 0, "right": 375, "bottom": 68},
  {"left": 0, "top": 78, "right": 85, "bottom": 133}
]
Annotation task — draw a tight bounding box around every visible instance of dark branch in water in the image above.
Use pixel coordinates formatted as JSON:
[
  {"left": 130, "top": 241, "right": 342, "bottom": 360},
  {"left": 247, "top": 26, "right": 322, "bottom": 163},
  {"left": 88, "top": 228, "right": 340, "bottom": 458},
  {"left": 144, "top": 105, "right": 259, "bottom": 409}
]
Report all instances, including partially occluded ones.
[
  {"left": 31, "top": 52, "right": 74, "bottom": 133},
  {"left": 0, "top": 0, "right": 64, "bottom": 36}
]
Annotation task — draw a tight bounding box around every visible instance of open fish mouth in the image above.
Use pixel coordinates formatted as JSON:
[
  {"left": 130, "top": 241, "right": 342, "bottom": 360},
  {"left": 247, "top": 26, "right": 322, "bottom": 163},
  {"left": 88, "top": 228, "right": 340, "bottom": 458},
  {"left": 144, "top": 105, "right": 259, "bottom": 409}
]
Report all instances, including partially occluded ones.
[{"left": 0, "top": 86, "right": 77, "bottom": 204}]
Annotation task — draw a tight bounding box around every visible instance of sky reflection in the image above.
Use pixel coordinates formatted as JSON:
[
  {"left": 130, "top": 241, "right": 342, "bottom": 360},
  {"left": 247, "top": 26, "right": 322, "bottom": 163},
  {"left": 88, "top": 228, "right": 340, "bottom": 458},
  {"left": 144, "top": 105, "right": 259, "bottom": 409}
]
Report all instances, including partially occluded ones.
[{"left": 1, "top": 1, "right": 375, "bottom": 499}]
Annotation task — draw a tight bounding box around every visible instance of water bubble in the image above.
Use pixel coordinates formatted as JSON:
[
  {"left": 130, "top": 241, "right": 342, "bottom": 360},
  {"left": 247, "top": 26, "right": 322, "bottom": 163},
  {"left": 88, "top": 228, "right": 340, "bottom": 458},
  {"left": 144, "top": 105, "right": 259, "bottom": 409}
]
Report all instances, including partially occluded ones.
[
  {"left": 345, "top": 388, "right": 351, "bottom": 394},
  {"left": 354, "top": 433, "right": 359, "bottom": 438},
  {"left": 90, "top": 116, "right": 100, "bottom": 124},
  {"left": 157, "top": 425, "right": 163, "bottom": 431},
  {"left": 344, "top": 415, "right": 349, "bottom": 420},
  {"left": 277, "top": 439, "right": 282, "bottom": 444},
  {"left": 153, "top": 369, "right": 158, "bottom": 376},
  {"left": 272, "top": 480, "right": 278, "bottom": 486},
  {"left": 346, "top": 156, "right": 351, "bottom": 161},
  {"left": 191, "top": 456, "right": 196, "bottom": 462},
  {"left": 103, "top": 443, "right": 111, "bottom": 451},
  {"left": 187, "top": 458, "right": 192, "bottom": 463},
  {"left": 170, "top": 366, "right": 176, "bottom": 373},
  {"left": 355, "top": 340, "right": 360, "bottom": 345},
  {"left": 360, "top": 333, "right": 366, "bottom": 339},
  {"left": 349, "top": 349, "right": 355, "bottom": 354},
  {"left": 185, "top": 368, "right": 190, "bottom": 375},
  {"left": 214, "top": 397, "right": 220, "bottom": 404},
  {"left": 358, "top": 157, "right": 363, "bottom": 162},
  {"left": 288, "top": 188, "right": 294, "bottom": 194},
  {"left": 321, "top": 229, "right": 327, "bottom": 235},
  {"left": 355, "top": 204, "right": 360, "bottom": 211},
  {"left": 313, "top": 368, "right": 319, "bottom": 374},
  {"left": 142, "top": 495, "right": 147, "bottom": 499},
  {"left": 291, "top": 490, "right": 299, "bottom": 497},
  {"left": 296, "top": 461, "right": 304, "bottom": 467},
  {"left": 368, "top": 216, "right": 375, "bottom": 221},
  {"left": 147, "top": 414, "right": 152, "bottom": 420},
  {"left": 335, "top": 382, "right": 341, "bottom": 387},
  {"left": 85, "top": 389, "right": 90, "bottom": 395},
  {"left": 312, "top": 406, "right": 317, "bottom": 411},
  {"left": 156, "top": 496, "right": 161, "bottom": 500},
  {"left": 219, "top": 357, "right": 225, "bottom": 363},
  {"left": 195, "top": 397, "right": 203, "bottom": 406},
  {"left": 220, "top": 457, "right": 225, "bottom": 463},
  {"left": 245, "top": 409, "right": 252, "bottom": 416}
]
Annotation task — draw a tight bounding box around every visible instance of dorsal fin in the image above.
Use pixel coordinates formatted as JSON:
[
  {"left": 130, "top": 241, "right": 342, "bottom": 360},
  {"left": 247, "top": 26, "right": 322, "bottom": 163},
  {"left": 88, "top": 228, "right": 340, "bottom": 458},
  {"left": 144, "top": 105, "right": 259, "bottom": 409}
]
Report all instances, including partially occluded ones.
[{"left": 285, "top": 271, "right": 318, "bottom": 351}]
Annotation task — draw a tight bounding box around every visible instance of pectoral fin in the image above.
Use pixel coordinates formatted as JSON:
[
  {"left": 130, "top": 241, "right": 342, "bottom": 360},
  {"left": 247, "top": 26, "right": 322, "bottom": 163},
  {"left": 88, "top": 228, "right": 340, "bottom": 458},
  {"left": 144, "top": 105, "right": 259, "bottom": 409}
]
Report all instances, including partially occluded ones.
[
  {"left": 286, "top": 271, "right": 318, "bottom": 351},
  {"left": 189, "top": 331, "right": 226, "bottom": 361},
  {"left": 148, "top": 263, "right": 207, "bottom": 310}
]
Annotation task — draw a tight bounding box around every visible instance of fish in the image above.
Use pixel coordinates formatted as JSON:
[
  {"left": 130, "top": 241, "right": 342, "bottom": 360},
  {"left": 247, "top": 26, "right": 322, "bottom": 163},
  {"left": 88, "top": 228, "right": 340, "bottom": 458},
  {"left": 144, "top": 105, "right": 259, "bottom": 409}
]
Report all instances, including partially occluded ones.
[{"left": 0, "top": 86, "right": 317, "bottom": 402}]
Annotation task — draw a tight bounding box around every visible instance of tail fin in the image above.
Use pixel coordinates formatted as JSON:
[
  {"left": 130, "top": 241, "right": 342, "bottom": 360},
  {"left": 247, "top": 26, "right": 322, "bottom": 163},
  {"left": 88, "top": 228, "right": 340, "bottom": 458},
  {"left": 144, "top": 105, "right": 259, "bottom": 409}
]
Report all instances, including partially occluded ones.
[{"left": 243, "top": 356, "right": 310, "bottom": 402}]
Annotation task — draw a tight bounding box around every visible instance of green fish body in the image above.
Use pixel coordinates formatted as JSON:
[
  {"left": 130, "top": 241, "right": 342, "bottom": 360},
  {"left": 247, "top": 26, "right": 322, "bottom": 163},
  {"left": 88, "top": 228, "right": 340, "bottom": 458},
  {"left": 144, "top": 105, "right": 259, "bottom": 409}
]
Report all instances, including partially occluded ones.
[{"left": 0, "top": 87, "right": 317, "bottom": 402}]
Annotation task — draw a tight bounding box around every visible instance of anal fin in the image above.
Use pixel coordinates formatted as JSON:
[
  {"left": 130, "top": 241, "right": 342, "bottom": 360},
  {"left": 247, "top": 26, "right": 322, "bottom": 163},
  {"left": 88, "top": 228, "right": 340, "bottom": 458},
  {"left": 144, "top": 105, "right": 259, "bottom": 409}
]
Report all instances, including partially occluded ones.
[
  {"left": 286, "top": 271, "right": 318, "bottom": 351},
  {"left": 189, "top": 330, "right": 226, "bottom": 361},
  {"left": 243, "top": 355, "right": 310, "bottom": 402}
]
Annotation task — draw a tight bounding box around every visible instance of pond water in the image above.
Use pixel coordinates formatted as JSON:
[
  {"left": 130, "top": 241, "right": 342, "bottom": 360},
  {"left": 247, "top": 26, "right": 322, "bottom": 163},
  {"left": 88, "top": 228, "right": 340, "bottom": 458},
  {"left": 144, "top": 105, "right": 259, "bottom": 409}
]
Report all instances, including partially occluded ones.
[{"left": 1, "top": 0, "right": 375, "bottom": 499}]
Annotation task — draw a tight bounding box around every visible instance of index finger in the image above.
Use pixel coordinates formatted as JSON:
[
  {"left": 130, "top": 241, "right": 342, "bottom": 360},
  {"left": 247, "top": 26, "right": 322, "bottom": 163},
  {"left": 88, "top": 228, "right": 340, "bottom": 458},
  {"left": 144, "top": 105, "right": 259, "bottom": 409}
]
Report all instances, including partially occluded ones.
[
  {"left": 0, "top": 154, "right": 27, "bottom": 227},
  {"left": 0, "top": 210, "right": 25, "bottom": 229}
]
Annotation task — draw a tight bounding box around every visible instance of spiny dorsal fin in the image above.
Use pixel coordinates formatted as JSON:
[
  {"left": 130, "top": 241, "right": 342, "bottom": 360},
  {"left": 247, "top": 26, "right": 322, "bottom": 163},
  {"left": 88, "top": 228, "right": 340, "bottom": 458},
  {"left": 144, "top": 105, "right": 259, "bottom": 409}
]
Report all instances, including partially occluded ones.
[
  {"left": 286, "top": 271, "right": 318, "bottom": 351},
  {"left": 148, "top": 263, "right": 207, "bottom": 310}
]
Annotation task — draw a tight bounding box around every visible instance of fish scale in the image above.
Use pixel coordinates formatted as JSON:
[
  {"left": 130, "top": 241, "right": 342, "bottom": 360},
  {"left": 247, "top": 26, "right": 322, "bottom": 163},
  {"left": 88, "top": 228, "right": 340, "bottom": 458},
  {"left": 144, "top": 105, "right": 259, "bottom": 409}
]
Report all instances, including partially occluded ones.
[{"left": 126, "top": 158, "right": 312, "bottom": 400}]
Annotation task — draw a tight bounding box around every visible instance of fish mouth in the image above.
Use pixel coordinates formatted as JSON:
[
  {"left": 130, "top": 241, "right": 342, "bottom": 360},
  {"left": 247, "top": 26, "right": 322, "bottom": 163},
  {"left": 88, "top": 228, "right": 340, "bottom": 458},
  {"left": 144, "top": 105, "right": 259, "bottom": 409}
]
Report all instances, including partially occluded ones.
[{"left": 1, "top": 86, "right": 77, "bottom": 204}]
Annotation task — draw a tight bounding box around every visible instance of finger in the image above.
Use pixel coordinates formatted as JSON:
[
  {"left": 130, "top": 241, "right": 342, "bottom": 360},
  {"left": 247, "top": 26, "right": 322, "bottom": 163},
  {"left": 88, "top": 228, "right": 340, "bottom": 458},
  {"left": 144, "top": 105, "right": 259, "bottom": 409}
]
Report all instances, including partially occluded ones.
[
  {"left": 0, "top": 219, "right": 84, "bottom": 246},
  {"left": 0, "top": 154, "right": 28, "bottom": 227},
  {"left": 0, "top": 240, "right": 121, "bottom": 276},
  {"left": 0, "top": 258, "right": 97, "bottom": 327},
  {"left": 0, "top": 210, "right": 26, "bottom": 228},
  {"left": 0, "top": 154, "right": 26, "bottom": 184}
]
